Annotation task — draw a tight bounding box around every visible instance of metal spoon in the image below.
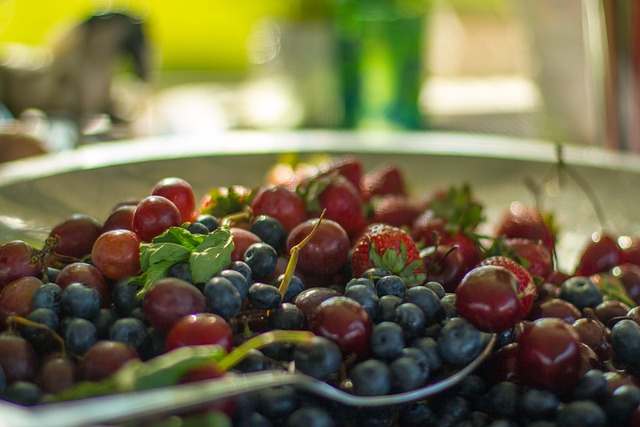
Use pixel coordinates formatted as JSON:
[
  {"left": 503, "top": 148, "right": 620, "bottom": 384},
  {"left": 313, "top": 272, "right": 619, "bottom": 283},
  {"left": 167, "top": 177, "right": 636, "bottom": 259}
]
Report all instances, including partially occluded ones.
[{"left": 0, "top": 334, "right": 495, "bottom": 427}]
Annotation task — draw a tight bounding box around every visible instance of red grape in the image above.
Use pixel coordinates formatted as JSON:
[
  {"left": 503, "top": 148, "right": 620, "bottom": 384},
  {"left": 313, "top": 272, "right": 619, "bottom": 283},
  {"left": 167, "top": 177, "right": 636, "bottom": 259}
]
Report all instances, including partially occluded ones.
[
  {"left": 250, "top": 185, "right": 307, "bottom": 232},
  {"left": 37, "top": 354, "right": 79, "bottom": 394},
  {"left": 0, "top": 333, "right": 38, "bottom": 383},
  {"left": 286, "top": 219, "right": 350, "bottom": 277},
  {"left": 102, "top": 205, "right": 135, "bottom": 232},
  {"left": 0, "top": 240, "right": 42, "bottom": 291},
  {"left": 0, "top": 276, "right": 43, "bottom": 330},
  {"left": 151, "top": 177, "right": 197, "bottom": 224},
  {"left": 91, "top": 230, "right": 142, "bottom": 281},
  {"left": 81, "top": 340, "right": 139, "bottom": 381},
  {"left": 142, "top": 277, "right": 206, "bottom": 332},
  {"left": 165, "top": 313, "right": 233, "bottom": 352},
  {"left": 230, "top": 228, "right": 262, "bottom": 262},
  {"left": 49, "top": 214, "right": 103, "bottom": 259},
  {"left": 132, "top": 196, "right": 182, "bottom": 243}
]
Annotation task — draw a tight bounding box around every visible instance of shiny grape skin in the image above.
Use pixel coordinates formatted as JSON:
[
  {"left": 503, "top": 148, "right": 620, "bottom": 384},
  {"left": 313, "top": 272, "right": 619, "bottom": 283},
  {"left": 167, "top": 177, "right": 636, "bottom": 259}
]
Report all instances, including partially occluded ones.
[
  {"left": 132, "top": 195, "right": 182, "bottom": 243},
  {"left": 81, "top": 340, "right": 139, "bottom": 381},
  {"left": 151, "top": 177, "right": 197, "bottom": 224},
  {"left": 0, "top": 276, "right": 43, "bottom": 331},
  {"left": 142, "top": 277, "right": 207, "bottom": 333},
  {"left": 102, "top": 205, "right": 135, "bottom": 232},
  {"left": 49, "top": 214, "right": 103, "bottom": 259},
  {"left": 165, "top": 313, "right": 233, "bottom": 352},
  {"left": 56, "top": 262, "right": 111, "bottom": 308},
  {"left": 0, "top": 240, "right": 42, "bottom": 291},
  {"left": 311, "top": 296, "right": 372, "bottom": 361},
  {"left": 91, "top": 230, "right": 142, "bottom": 281},
  {"left": 286, "top": 219, "right": 350, "bottom": 277},
  {"left": 250, "top": 185, "right": 308, "bottom": 233}
]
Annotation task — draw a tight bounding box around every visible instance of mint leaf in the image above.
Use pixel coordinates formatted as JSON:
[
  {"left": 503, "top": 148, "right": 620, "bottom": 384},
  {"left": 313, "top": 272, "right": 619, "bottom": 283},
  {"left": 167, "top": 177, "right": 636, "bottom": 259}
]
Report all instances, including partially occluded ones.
[
  {"left": 133, "top": 226, "right": 235, "bottom": 296},
  {"left": 190, "top": 229, "right": 235, "bottom": 284}
]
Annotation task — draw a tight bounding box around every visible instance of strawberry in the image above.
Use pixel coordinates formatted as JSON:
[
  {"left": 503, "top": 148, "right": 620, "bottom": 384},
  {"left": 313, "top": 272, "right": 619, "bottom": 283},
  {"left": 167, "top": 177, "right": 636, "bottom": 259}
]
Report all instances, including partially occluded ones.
[
  {"left": 299, "top": 174, "right": 367, "bottom": 240},
  {"left": 370, "top": 194, "right": 421, "bottom": 228},
  {"left": 361, "top": 164, "right": 405, "bottom": 200},
  {"left": 490, "top": 237, "right": 554, "bottom": 281},
  {"left": 351, "top": 223, "right": 425, "bottom": 286},
  {"left": 478, "top": 255, "right": 537, "bottom": 321},
  {"left": 495, "top": 202, "right": 556, "bottom": 253}
]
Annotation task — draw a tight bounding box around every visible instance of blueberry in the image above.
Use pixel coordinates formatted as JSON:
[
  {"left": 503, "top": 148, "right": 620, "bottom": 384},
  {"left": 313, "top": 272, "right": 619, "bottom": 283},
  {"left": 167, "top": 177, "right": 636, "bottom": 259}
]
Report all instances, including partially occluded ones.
[
  {"left": 400, "top": 347, "right": 431, "bottom": 381},
  {"left": 350, "top": 359, "right": 391, "bottom": 396},
  {"left": 205, "top": 276, "right": 242, "bottom": 320},
  {"left": 611, "top": 319, "right": 640, "bottom": 374},
  {"left": 440, "top": 293, "right": 457, "bottom": 318},
  {"left": 520, "top": 387, "right": 559, "bottom": 421},
  {"left": 93, "top": 308, "right": 119, "bottom": 339},
  {"left": 604, "top": 384, "right": 640, "bottom": 426},
  {"left": 486, "top": 381, "right": 520, "bottom": 419},
  {"left": 112, "top": 279, "right": 142, "bottom": 316},
  {"left": 272, "top": 303, "right": 305, "bottom": 330},
  {"left": 370, "top": 321, "right": 405, "bottom": 360},
  {"left": 285, "top": 406, "right": 335, "bottom": 427},
  {"left": 64, "top": 317, "right": 97, "bottom": 355},
  {"left": 398, "top": 402, "right": 438, "bottom": 427},
  {"left": 255, "top": 385, "right": 300, "bottom": 419},
  {"left": 228, "top": 261, "right": 253, "bottom": 284},
  {"left": 390, "top": 356, "right": 426, "bottom": 392},
  {"left": 344, "top": 284, "right": 379, "bottom": 321},
  {"left": 21, "top": 308, "right": 59, "bottom": 350},
  {"left": 559, "top": 276, "right": 603, "bottom": 310},
  {"left": 293, "top": 336, "right": 342, "bottom": 380},
  {"left": 454, "top": 374, "right": 486, "bottom": 402},
  {"left": 360, "top": 268, "right": 393, "bottom": 283},
  {"left": 572, "top": 369, "right": 608, "bottom": 401},
  {"left": 424, "top": 281, "right": 446, "bottom": 299},
  {"left": 393, "top": 302, "right": 425, "bottom": 339},
  {"left": 411, "top": 336, "right": 443, "bottom": 372},
  {"left": 375, "top": 275, "right": 406, "bottom": 298},
  {"left": 557, "top": 400, "right": 606, "bottom": 427},
  {"left": 195, "top": 214, "right": 219, "bottom": 232},
  {"left": 109, "top": 317, "right": 148, "bottom": 354},
  {"left": 186, "top": 221, "right": 210, "bottom": 235},
  {"left": 271, "top": 274, "right": 304, "bottom": 303},
  {"left": 220, "top": 269, "right": 251, "bottom": 300},
  {"left": 345, "top": 277, "right": 376, "bottom": 294},
  {"left": 234, "top": 349, "right": 268, "bottom": 373},
  {"left": 437, "top": 317, "right": 483, "bottom": 366},
  {"left": 2, "top": 381, "right": 42, "bottom": 405},
  {"left": 248, "top": 282, "right": 282, "bottom": 310},
  {"left": 403, "top": 286, "right": 442, "bottom": 324},
  {"left": 251, "top": 215, "right": 286, "bottom": 253},
  {"left": 60, "top": 283, "right": 102, "bottom": 320},
  {"left": 378, "top": 295, "right": 401, "bottom": 323},
  {"left": 438, "top": 395, "right": 470, "bottom": 424},
  {"left": 168, "top": 262, "right": 193, "bottom": 283},
  {"left": 244, "top": 243, "right": 278, "bottom": 281},
  {"left": 32, "top": 283, "right": 62, "bottom": 313}
]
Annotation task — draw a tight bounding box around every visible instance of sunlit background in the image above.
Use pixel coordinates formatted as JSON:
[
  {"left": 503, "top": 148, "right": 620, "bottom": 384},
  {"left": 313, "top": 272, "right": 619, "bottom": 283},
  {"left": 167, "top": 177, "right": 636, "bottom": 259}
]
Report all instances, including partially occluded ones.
[{"left": 0, "top": 0, "right": 603, "bottom": 155}]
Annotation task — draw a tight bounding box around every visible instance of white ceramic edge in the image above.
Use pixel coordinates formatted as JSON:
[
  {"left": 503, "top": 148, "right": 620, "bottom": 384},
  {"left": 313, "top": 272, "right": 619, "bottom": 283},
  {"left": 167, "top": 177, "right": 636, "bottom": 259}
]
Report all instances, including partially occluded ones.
[{"left": 1, "top": 130, "right": 639, "bottom": 186}]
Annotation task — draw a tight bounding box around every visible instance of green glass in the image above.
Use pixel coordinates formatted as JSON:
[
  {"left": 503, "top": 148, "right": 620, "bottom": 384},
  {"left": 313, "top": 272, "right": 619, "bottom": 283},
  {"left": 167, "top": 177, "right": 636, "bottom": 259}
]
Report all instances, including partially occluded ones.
[{"left": 334, "top": 0, "right": 429, "bottom": 130}]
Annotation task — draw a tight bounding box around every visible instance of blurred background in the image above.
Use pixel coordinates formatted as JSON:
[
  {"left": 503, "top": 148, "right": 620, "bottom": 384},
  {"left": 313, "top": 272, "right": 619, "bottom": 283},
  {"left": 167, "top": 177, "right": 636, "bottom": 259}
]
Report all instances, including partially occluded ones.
[{"left": 0, "top": 0, "right": 617, "bottom": 160}]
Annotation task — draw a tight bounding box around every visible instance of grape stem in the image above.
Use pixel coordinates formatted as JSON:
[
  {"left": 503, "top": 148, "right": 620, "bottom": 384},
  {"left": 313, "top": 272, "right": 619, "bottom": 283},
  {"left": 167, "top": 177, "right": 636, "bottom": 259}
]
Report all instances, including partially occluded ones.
[
  {"left": 7, "top": 315, "right": 68, "bottom": 357},
  {"left": 278, "top": 209, "right": 327, "bottom": 298}
]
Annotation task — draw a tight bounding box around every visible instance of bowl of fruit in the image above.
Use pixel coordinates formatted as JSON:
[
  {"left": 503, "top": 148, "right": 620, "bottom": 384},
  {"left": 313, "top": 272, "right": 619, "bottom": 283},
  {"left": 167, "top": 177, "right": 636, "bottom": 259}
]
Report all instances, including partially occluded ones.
[{"left": 2, "top": 131, "right": 640, "bottom": 426}]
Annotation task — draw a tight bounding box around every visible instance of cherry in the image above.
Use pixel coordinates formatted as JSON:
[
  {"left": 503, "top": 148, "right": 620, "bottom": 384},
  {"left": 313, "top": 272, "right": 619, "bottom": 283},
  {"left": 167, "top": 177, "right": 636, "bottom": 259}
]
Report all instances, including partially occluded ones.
[
  {"left": 165, "top": 312, "right": 233, "bottom": 352},
  {"left": 422, "top": 245, "right": 467, "bottom": 293},
  {"left": 250, "top": 185, "right": 307, "bottom": 233},
  {"left": 574, "top": 231, "right": 623, "bottom": 276},
  {"left": 310, "top": 296, "right": 372, "bottom": 360},
  {"left": 0, "top": 240, "right": 42, "bottom": 291},
  {"left": 455, "top": 265, "right": 520, "bottom": 333},
  {"left": 151, "top": 177, "right": 197, "bottom": 224},
  {"left": 527, "top": 298, "right": 582, "bottom": 323},
  {"left": 516, "top": 318, "right": 581, "bottom": 394},
  {"left": 49, "top": 214, "right": 103, "bottom": 259},
  {"left": 286, "top": 218, "right": 350, "bottom": 277}
]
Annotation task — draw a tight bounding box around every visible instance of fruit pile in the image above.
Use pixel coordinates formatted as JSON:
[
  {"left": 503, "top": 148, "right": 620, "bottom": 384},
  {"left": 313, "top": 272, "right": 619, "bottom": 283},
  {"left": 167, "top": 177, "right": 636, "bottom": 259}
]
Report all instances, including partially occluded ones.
[{"left": 1, "top": 155, "right": 640, "bottom": 426}]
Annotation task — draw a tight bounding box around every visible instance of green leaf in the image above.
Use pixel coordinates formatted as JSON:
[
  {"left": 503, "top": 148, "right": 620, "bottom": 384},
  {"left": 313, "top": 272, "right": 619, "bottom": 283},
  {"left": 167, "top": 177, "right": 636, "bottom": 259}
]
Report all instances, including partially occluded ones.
[{"left": 190, "top": 230, "right": 235, "bottom": 284}]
